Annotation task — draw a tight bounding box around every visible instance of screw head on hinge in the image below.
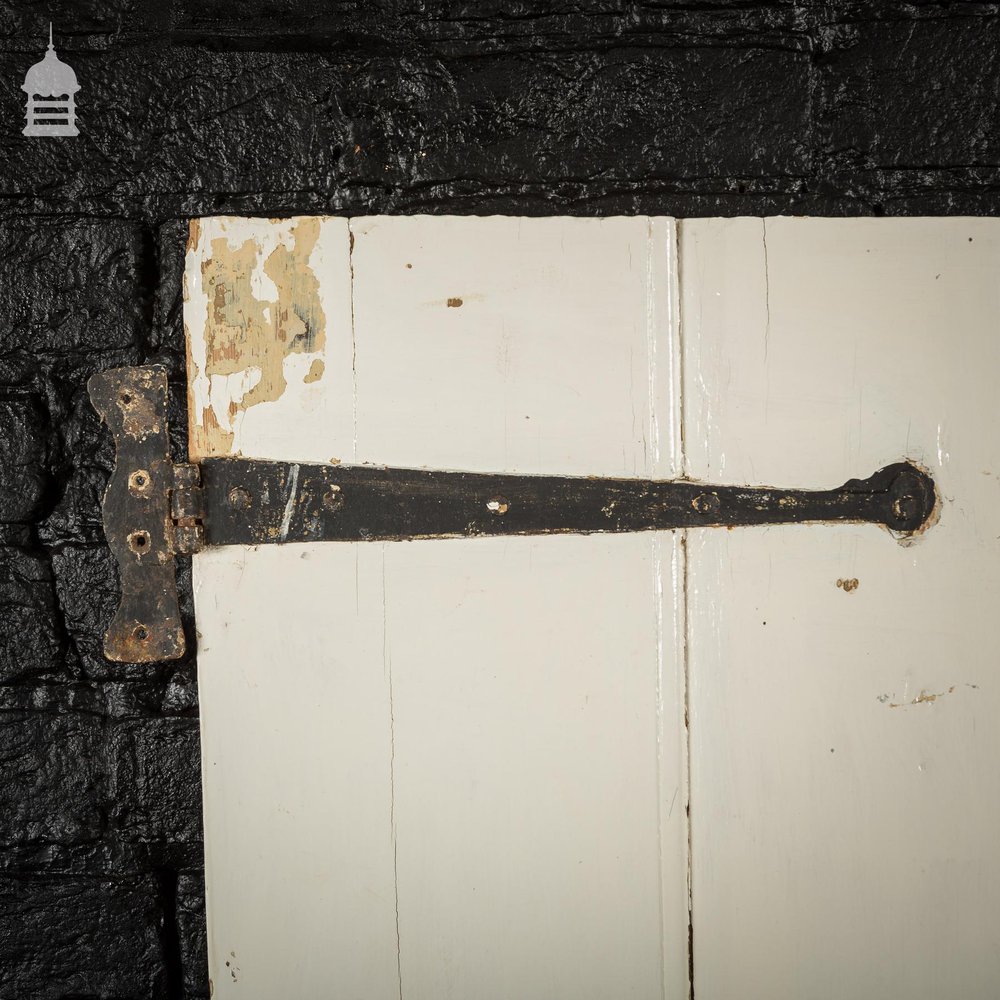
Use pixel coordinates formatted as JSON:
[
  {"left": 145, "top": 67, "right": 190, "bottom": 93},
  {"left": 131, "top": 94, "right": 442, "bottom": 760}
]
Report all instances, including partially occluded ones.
[
  {"left": 692, "top": 492, "right": 721, "bottom": 515},
  {"left": 322, "top": 485, "right": 345, "bottom": 512}
]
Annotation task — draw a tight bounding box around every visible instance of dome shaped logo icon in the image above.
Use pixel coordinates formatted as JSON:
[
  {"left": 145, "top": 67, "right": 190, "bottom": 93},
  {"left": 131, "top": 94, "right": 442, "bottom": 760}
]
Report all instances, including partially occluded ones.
[{"left": 22, "top": 24, "right": 80, "bottom": 137}]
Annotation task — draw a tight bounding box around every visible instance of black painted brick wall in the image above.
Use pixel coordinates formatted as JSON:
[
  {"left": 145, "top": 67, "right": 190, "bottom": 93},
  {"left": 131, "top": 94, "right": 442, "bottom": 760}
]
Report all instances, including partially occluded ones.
[{"left": 0, "top": 2, "right": 997, "bottom": 996}]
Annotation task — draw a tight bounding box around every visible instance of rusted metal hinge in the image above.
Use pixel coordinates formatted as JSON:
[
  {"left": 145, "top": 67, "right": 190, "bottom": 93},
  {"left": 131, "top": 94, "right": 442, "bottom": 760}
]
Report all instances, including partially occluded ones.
[
  {"left": 88, "top": 367, "right": 206, "bottom": 661},
  {"left": 89, "top": 365, "right": 939, "bottom": 663},
  {"left": 171, "top": 463, "right": 206, "bottom": 556}
]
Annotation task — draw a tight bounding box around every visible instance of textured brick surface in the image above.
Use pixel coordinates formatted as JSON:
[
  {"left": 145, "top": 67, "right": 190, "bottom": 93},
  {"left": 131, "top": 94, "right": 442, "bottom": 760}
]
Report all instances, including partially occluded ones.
[
  {"left": 0, "top": 213, "right": 200, "bottom": 997},
  {"left": 0, "top": 1, "right": 998, "bottom": 995},
  {"left": 0, "top": 873, "right": 168, "bottom": 999}
]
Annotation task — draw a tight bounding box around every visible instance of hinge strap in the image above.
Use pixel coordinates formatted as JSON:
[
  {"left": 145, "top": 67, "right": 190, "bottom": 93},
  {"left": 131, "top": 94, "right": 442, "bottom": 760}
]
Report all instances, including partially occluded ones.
[{"left": 90, "top": 364, "right": 939, "bottom": 664}]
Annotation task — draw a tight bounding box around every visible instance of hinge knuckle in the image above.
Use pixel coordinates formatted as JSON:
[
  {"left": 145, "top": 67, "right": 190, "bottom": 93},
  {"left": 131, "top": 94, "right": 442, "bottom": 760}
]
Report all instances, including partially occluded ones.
[{"left": 171, "top": 462, "right": 205, "bottom": 554}]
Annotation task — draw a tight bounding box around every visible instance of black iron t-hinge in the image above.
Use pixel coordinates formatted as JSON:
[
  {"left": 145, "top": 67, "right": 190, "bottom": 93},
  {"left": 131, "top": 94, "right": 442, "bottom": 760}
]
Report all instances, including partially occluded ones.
[{"left": 89, "top": 365, "right": 938, "bottom": 663}]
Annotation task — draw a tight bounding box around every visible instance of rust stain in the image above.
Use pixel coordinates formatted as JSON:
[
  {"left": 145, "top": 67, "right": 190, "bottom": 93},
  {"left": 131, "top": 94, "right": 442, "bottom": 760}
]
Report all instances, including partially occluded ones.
[
  {"left": 197, "top": 218, "right": 326, "bottom": 454},
  {"left": 304, "top": 358, "right": 325, "bottom": 383},
  {"left": 836, "top": 578, "right": 860, "bottom": 592},
  {"left": 116, "top": 368, "right": 163, "bottom": 440},
  {"left": 447, "top": 296, "right": 463, "bottom": 308}
]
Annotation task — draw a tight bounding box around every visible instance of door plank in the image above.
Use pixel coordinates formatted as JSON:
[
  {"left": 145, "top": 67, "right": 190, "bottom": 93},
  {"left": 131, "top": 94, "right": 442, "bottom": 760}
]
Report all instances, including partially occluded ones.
[
  {"left": 187, "top": 216, "right": 689, "bottom": 999},
  {"left": 195, "top": 543, "right": 401, "bottom": 997},
  {"left": 681, "top": 218, "right": 1000, "bottom": 1000},
  {"left": 350, "top": 217, "right": 686, "bottom": 1000}
]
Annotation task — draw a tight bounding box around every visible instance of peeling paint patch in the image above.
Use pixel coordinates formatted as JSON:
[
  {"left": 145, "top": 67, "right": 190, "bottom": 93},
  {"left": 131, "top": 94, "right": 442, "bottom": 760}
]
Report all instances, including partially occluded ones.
[
  {"left": 199, "top": 404, "right": 234, "bottom": 456},
  {"left": 186, "top": 216, "right": 328, "bottom": 457},
  {"left": 202, "top": 219, "right": 325, "bottom": 403}
]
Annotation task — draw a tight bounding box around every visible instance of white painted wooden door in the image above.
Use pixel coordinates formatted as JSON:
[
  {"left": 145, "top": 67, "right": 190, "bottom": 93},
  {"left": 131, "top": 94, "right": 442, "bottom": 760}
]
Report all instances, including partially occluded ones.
[
  {"left": 186, "top": 216, "right": 688, "bottom": 999},
  {"left": 185, "top": 216, "right": 1000, "bottom": 999}
]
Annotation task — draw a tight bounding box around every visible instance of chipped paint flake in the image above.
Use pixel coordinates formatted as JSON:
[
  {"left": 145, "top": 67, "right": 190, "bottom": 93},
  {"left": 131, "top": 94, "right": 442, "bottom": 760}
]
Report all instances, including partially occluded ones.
[
  {"left": 886, "top": 685, "right": 957, "bottom": 708},
  {"left": 304, "top": 358, "right": 325, "bottom": 383}
]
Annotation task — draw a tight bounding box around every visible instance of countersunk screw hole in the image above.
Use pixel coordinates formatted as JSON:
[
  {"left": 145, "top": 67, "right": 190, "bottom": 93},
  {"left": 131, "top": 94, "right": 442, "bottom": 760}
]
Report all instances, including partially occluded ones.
[
  {"left": 128, "top": 530, "right": 151, "bottom": 554},
  {"left": 133, "top": 624, "right": 149, "bottom": 642},
  {"left": 120, "top": 392, "right": 132, "bottom": 405},
  {"left": 692, "top": 493, "right": 720, "bottom": 515},
  {"left": 128, "top": 469, "right": 151, "bottom": 496},
  {"left": 486, "top": 497, "right": 509, "bottom": 515}
]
